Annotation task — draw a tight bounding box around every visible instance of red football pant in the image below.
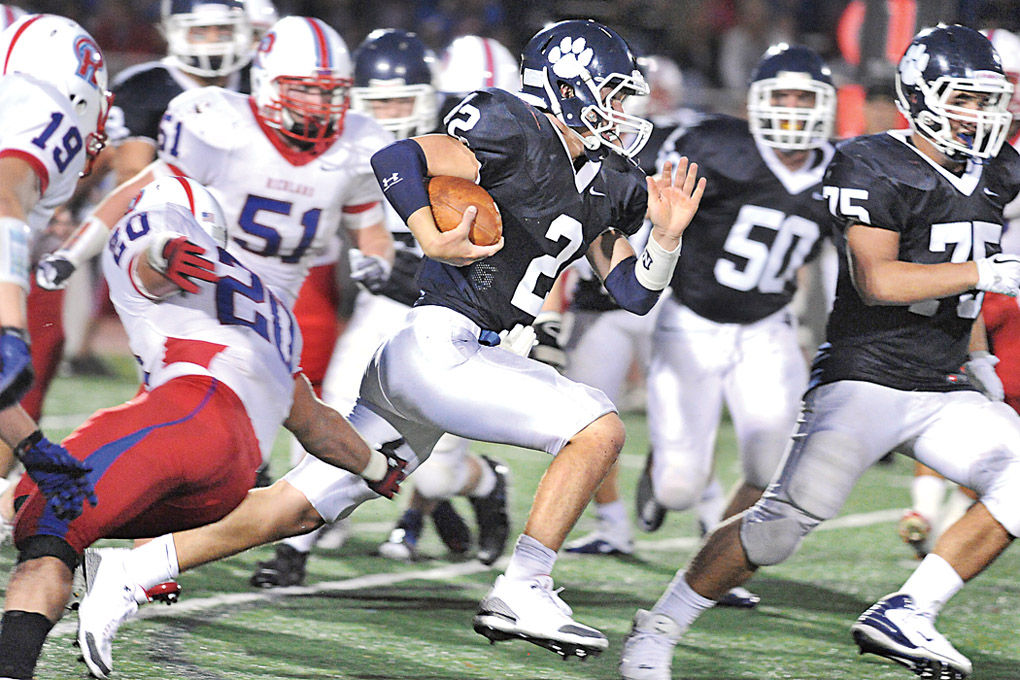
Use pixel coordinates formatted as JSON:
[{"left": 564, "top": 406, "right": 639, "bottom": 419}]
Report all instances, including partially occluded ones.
[
  {"left": 13, "top": 375, "right": 261, "bottom": 553},
  {"left": 293, "top": 262, "right": 341, "bottom": 396}
]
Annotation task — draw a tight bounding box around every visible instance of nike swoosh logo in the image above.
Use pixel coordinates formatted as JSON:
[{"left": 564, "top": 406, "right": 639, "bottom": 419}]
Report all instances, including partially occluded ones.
[
  {"left": 589, "top": 187, "right": 606, "bottom": 197},
  {"left": 984, "top": 187, "right": 1000, "bottom": 199}
]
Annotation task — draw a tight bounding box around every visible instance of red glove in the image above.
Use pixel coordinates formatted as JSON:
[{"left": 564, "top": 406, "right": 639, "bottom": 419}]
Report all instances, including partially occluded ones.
[{"left": 149, "top": 234, "right": 217, "bottom": 293}]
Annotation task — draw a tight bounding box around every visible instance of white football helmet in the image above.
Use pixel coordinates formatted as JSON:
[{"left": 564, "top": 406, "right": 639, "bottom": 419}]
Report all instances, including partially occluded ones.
[
  {"left": 437, "top": 35, "right": 520, "bottom": 96},
  {"left": 130, "top": 176, "right": 229, "bottom": 248},
  {"left": 983, "top": 28, "right": 1020, "bottom": 120},
  {"left": 628, "top": 55, "right": 684, "bottom": 118},
  {"left": 161, "top": 0, "right": 253, "bottom": 78},
  {"left": 251, "top": 16, "right": 352, "bottom": 147},
  {"left": 0, "top": 4, "right": 26, "bottom": 32},
  {"left": 0, "top": 14, "right": 112, "bottom": 175},
  {"left": 244, "top": 0, "right": 278, "bottom": 42}
]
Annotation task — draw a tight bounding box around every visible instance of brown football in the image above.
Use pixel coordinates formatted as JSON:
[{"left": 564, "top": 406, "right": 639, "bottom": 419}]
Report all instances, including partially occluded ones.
[{"left": 427, "top": 175, "right": 502, "bottom": 246}]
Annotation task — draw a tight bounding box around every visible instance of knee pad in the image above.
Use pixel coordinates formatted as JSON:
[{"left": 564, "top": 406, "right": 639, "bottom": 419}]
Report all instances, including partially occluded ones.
[
  {"left": 739, "top": 496, "right": 821, "bottom": 567},
  {"left": 653, "top": 470, "right": 708, "bottom": 512},
  {"left": 413, "top": 450, "right": 470, "bottom": 500},
  {"left": 971, "top": 441, "right": 1020, "bottom": 537},
  {"left": 17, "top": 534, "right": 79, "bottom": 573}
]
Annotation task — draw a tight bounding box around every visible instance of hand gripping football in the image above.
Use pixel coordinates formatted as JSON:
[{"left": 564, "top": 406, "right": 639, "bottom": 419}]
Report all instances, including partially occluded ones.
[{"left": 427, "top": 176, "right": 502, "bottom": 246}]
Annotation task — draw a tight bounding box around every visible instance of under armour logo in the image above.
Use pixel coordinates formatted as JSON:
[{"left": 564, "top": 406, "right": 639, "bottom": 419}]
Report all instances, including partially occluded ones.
[
  {"left": 382, "top": 172, "right": 403, "bottom": 191},
  {"left": 73, "top": 35, "right": 104, "bottom": 90}
]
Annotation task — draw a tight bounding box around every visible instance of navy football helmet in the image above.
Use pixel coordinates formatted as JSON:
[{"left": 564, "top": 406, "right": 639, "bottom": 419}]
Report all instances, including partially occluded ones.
[
  {"left": 161, "top": 0, "right": 253, "bottom": 78},
  {"left": 520, "top": 19, "right": 651, "bottom": 158},
  {"left": 350, "top": 29, "right": 438, "bottom": 139},
  {"left": 747, "top": 44, "right": 835, "bottom": 151},
  {"left": 895, "top": 24, "right": 1014, "bottom": 160}
]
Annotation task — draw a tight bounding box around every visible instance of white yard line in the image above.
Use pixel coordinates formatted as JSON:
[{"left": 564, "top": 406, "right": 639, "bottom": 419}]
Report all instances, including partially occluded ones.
[{"left": 50, "top": 507, "right": 904, "bottom": 636}]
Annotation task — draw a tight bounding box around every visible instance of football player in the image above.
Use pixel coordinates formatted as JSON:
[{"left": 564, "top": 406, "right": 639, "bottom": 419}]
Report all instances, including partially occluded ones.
[
  {"left": 435, "top": 33, "right": 520, "bottom": 120},
  {"left": 622, "top": 24, "right": 1020, "bottom": 680},
  {"left": 0, "top": 12, "right": 111, "bottom": 529},
  {"left": 0, "top": 177, "right": 400, "bottom": 680},
  {"left": 73, "top": 18, "right": 704, "bottom": 665},
  {"left": 631, "top": 44, "right": 837, "bottom": 609}
]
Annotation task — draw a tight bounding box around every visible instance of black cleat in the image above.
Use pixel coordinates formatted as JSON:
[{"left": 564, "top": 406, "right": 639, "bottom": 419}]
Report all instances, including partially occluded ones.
[
  {"left": 470, "top": 456, "right": 511, "bottom": 566},
  {"left": 431, "top": 500, "right": 471, "bottom": 554},
  {"left": 250, "top": 544, "right": 308, "bottom": 588},
  {"left": 636, "top": 451, "right": 666, "bottom": 532}
]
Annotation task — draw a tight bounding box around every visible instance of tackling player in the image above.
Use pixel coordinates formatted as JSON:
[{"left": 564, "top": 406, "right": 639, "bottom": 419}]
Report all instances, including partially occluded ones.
[
  {"left": 74, "top": 18, "right": 705, "bottom": 666},
  {"left": 0, "top": 177, "right": 402, "bottom": 680},
  {"left": 621, "top": 24, "right": 1020, "bottom": 680}
]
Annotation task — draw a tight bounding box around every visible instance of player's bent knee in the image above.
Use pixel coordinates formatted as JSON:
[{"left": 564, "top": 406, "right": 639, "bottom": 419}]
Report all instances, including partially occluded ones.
[
  {"left": 739, "top": 497, "right": 820, "bottom": 566},
  {"left": 253, "top": 482, "right": 326, "bottom": 541},
  {"left": 580, "top": 412, "right": 625, "bottom": 454},
  {"left": 973, "top": 446, "right": 1020, "bottom": 537},
  {"left": 17, "top": 534, "right": 79, "bottom": 573},
  {"left": 653, "top": 472, "right": 706, "bottom": 512},
  {"left": 413, "top": 455, "right": 468, "bottom": 500}
]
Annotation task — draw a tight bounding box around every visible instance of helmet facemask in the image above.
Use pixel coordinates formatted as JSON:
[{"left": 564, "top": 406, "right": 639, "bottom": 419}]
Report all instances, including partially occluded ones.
[
  {"left": 162, "top": 3, "right": 253, "bottom": 78},
  {"left": 897, "top": 72, "right": 1014, "bottom": 160},
  {"left": 748, "top": 74, "right": 835, "bottom": 150},
  {"left": 261, "top": 74, "right": 351, "bottom": 147},
  {"left": 350, "top": 80, "right": 437, "bottom": 139}
]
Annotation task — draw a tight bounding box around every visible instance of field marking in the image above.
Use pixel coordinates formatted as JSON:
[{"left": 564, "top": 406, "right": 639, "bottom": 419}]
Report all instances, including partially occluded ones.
[{"left": 50, "top": 507, "right": 904, "bottom": 637}]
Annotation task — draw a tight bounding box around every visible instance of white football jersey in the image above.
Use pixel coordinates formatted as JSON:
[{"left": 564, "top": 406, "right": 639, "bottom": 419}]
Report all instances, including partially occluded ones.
[
  {"left": 102, "top": 204, "right": 302, "bottom": 460},
  {"left": 153, "top": 87, "right": 390, "bottom": 304},
  {"left": 0, "top": 73, "right": 88, "bottom": 232}
]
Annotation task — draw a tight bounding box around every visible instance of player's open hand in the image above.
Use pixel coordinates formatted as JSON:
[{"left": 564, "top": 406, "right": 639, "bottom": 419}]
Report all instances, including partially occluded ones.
[
  {"left": 646, "top": 158, "right": 706, "bottom": 247},
  {"left": 426, "top": 206, "right": 504, "bottom": 267}
]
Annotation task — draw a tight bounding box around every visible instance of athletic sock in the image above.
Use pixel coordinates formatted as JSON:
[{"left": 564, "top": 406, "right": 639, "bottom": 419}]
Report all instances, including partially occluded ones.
[
  {"left": 900, "top": 553, "right": 963, "bottom": 619},
  {"left": 652, "top": 570, "right": 716, "bottom": 633},
  {"left": 503, "top": 534, "right": 556, "bottom": 581},
  {"left": 0, "top": 610, "right": 53, "bottom": 679}
]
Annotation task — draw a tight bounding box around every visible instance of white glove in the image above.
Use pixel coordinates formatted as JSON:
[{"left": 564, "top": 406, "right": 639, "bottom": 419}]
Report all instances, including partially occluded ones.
[
  {"left": 976, "top": 254, "right": 1020, "bottom": 296},
  {"left": 348, "top": 249, "right": 392, "bottom": 294},
  {"left": 498, "top": 323, "right": 536, "bottom": 357},
  {"left": 965, "top": 350, "right": 1004, "bottom": 401},
  {"left": 35, "top": 251, "right": 77, "bottom": 290}
]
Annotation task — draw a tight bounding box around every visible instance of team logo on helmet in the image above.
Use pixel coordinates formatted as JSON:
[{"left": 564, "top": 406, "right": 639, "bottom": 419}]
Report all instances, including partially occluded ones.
[
  {"left": 74, "top": 35, "right": 104, "bottom": 90},
  {"left": 548, "top": 37, "right": 594, "bottom": 80},
  {"left": 898, "top": 44, "right": 929, "bottom": 87}
]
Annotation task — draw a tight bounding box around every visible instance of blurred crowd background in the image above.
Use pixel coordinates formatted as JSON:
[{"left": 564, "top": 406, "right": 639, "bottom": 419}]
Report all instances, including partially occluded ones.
[{"left": 17, "top": 0, "right": 1020, "bottom": 120}]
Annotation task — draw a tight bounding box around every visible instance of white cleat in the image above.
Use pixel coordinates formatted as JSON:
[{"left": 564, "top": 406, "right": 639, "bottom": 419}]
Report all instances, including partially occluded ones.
[
  {"left": 620, "top": 609, "right": 683, "bottom": 680},
  {"left": 76, "top": 548, "right": 143, "bottom": 679},
  {"left": 473, "top": 574, "right": 608, "bottom": 659},
  {"left": 851, "top": 592, "right": 972, "bottom": 679}
]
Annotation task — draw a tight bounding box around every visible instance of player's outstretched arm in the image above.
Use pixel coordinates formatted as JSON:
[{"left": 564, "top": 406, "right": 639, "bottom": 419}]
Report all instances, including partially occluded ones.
[
  {"left": 371, "top": 135, "right": 502, "bottom": 266},
  {"left": 284, "top": 374, "right": 407, "bottom": 498},
  {"left": 36, "top": 162, "right": 160, "bottom": 290}
]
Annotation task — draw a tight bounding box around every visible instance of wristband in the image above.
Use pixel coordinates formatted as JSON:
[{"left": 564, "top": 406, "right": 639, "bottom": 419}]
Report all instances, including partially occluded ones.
[
  {"left": 12, "top": 429, "right": 42, "bottom": 461},
  {"left": 361, "top": 448, "right": 389, "bottom": 482},
  {"left": 0, "top": 216, "right": 31, "bottom": 290},
  {"left": 603, "top": 256, "right": 661, "bottom": 315},
  {"left": 62, "top": 215, "right": 111, "bottom": 265},
  {"left": 634, "top": 234, "right": 681, "bottom": 291},
  {"left": 370, "top": 139, "right": 430, "bottom": 224}
]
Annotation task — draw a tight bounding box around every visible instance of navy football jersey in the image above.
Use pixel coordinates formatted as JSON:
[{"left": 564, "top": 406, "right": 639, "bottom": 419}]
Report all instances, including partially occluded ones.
[
  {"left": 660, "top": 115, "right": 833, "bottom": 323},
  {"left": 417, "top": 88, "right": 648, "bottom": 332},
  {"left": 813, "top": 130, "right": 1020, "bottom": 392},
  {"left": 106, "top": 59, "right": 251, "bottom": 146}
]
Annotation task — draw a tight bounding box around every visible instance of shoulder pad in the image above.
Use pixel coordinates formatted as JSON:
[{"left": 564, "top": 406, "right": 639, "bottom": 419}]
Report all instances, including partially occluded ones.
[
  {"left": 660, "top": 114, "right": 758, "bottom": 181},
  {"left": 832, "top": 133, "right": 938, "bottom": 192},
  {"left": 165, "top": 87, "right": 248, "bottom": 151}
]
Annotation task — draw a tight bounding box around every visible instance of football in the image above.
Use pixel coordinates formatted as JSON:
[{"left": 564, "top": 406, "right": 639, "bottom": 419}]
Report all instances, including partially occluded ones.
[{"left": 427, "top": 176, "right": 502, "bottom": 246}]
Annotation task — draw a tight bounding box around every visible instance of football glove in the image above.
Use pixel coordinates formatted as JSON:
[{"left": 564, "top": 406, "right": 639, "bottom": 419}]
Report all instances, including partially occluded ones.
[
  {"left": 35, "top": 251, "right": 77, "bottom": 290},
  {"left": 14, "top": 430, "right": 96, "bottom": 521},
  {"left": 348, "top": 249, "right": 393, "bottom": 294},
  {"left": 148, "top": 234, "right": 218, "bottom": 294},
  {"left": 498, "top": 323, "right": 537, "bottom": 357},
  {"left": 976, "top": 254, "right": 1020, "bottom": 296},
  {"left": 0, "top": 327, "right": 33, "bottom": 410},
  {"left": 364, "top": 439, "right": 408, "bottom": 499},
  {"left": 529, "top": 311, "right": 567, "bottom": 370},
  {"left": 965, "top": 350, "right": 1004, "bottom": 401}
]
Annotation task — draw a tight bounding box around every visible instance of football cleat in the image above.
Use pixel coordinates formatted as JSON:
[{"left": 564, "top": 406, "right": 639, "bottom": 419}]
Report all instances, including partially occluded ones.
[
  {"left": 619, "top": 609, "right": 683, "bottom": 680},
  {"left": 716, "top": 585, "right": 761, "bottom": 609},
  {"left": 470, "top": 456, "right": 511, "bottom": 566},
  {"left": 431, "top": 500, "right": 471, "bottom": 555},
  {"left": 473, "top": 574, "right": 608, "bottom": 659},
  {"left": 898, "top": 510, "right": 932, "bottom": 560},
  {"left": 249, "top": 543, "right": 308, "bottom": 588},
  {"left": 144, "top": 581, "right": 181, "bottom": 605},
  {"left": 564, "top": 529, "right": 634, "bottom": 556},
  {"left": 636, "top": 452, "right": 666, "bottom": 532},
  {"left": 851, "top": 592, "right": 972, "bottom": 679},
  {"left": 378, "top": 509, "right": 423, "bottom": 561},
  {"left": 76, "top": 549, "right": 143, "bottom": 679}
]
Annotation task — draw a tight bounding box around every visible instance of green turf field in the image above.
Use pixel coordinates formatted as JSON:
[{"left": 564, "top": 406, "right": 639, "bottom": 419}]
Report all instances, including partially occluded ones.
[{"left": 5, "top": 359, "right": 1020, "bottom": 679}]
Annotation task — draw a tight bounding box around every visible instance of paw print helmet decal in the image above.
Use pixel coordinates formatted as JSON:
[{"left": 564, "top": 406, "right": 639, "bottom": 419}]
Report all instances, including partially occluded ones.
[
  {"left": 895, "top": 23, "right": 1013, "bottom": 160},
  {"left": 520, "top": 19, "right": 651, "bottom": 159}
]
